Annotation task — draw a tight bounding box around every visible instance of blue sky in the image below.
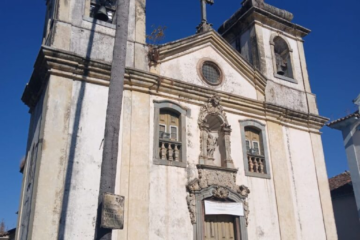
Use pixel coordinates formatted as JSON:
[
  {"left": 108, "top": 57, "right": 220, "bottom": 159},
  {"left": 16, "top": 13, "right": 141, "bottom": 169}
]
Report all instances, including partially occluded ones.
[{"left": 0, "top": 0, "right": 359, "bottom": 230}]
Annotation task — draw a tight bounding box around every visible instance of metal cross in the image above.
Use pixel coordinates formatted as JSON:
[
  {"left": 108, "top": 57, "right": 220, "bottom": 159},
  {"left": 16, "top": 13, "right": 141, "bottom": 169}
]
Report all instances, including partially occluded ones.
[
  {"left": 201, "top": 0, "right": 214, "bottom": 23},
  {"left": 197, "top": 0, "right": 214, "bottom": 33}
]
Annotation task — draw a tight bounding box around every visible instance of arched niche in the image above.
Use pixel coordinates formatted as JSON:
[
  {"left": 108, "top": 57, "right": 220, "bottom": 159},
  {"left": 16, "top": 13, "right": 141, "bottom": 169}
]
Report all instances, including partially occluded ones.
[{"left": 198, "top": 95, "right": 234, "bottom": 168}]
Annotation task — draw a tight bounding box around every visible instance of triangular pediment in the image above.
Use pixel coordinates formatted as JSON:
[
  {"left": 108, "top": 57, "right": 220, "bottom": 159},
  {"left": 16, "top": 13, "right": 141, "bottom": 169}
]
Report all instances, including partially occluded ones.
[{"left": 156, "top": 30, "right": 266, "bottom": 100}]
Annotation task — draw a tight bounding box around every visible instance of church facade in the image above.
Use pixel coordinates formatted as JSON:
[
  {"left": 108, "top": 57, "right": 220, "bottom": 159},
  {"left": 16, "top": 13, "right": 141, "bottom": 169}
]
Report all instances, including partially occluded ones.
[{"left": 16, "top": 0, "right": 337, "bottom": 239}]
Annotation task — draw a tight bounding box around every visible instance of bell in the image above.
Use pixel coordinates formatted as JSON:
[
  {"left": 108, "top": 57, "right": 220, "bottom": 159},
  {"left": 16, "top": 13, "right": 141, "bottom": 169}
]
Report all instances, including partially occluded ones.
[
  {"left": 95, "top": 6, "right": 109, "bottom": 21},
  {"left": 277, "top": 65, "right": 285, "bottom": 75}
]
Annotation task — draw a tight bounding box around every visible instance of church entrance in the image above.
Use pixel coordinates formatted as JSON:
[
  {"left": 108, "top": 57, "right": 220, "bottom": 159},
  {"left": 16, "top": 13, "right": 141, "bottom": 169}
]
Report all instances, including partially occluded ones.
[{"left": 204, "top": 215, "right": 239, "bottom": 240}]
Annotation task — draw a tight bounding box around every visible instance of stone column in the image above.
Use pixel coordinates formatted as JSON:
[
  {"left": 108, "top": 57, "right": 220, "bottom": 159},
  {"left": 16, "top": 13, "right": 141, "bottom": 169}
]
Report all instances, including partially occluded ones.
[
  {"left": 267, "top": 121, "right": 298, "bottom": 240},
  {"left": 199, "top": 123, "right": 209, "bottom": 165},
  {"left": 222, "top": 124, "right": 234, "bottom": 168}
]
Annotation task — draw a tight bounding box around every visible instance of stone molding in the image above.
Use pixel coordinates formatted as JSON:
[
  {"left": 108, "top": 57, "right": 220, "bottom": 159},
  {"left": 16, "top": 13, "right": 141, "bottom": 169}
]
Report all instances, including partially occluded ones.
[
  {"left": 218, "top": 2, "right": 310, "bottom": 39},
  {"left": 22, "top": 46, "right": 328, "bottom": 131},
  {"left": 186, "top": 165, "right": 250, "bottom": 240}
]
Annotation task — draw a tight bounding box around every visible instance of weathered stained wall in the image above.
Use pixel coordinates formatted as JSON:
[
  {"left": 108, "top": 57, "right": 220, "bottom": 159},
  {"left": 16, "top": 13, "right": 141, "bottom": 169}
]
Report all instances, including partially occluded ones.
[
  {"left": 159, "top": 45, "right": 258, "bottom": 100},
  {"left": 59, "top": 81, "right": 108, "bottom": 239},
  {"left": 16, "top": 93, "right": 46, "bottom": 240},
  {"left": 46, "top": 0, "right": 148, "bottom": 70}
]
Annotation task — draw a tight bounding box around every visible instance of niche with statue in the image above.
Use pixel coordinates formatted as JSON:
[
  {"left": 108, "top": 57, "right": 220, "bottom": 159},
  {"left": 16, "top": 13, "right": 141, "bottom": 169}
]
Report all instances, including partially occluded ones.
[{"left": 198, "top": 95, "right": 234, "bottom": 168}]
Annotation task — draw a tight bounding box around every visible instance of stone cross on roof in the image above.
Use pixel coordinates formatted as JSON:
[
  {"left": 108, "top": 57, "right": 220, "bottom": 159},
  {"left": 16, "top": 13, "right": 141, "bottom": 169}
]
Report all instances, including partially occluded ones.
[{"left": 196, "top": 0, "right": 214, "bottom": 33}]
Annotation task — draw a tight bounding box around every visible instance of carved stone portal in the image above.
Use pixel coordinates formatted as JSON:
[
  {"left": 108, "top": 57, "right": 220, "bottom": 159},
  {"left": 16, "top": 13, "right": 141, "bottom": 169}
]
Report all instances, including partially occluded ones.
[
  {"left": 198, "top": 95, "right": 234, "bottom": 168},
  {"left": 186, "top": 166, "right": 250, "bottom": 226}
]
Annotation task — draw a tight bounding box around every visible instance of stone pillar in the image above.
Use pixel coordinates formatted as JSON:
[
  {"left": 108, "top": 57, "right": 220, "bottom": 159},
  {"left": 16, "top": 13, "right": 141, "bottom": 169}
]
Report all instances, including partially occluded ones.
[
  {"left": 199, "top": 123, "right": 209, "bottom": 165},
  {"left": 310, "top": 133, "right": 338, "bottom": 240},
  {"left": 267, "top": 121, "right": 298, "bottom": 240},
  {"left": 222, "top": 124, "right": 234, "bottom": 168}
]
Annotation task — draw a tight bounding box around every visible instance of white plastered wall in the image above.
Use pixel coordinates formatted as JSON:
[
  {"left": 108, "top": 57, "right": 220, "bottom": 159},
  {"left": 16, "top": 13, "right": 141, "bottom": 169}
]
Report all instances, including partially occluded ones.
[
  {"left": 60, "top": 81, "right": 108, "bottom": 239},
  {"left": 284, "top": 127, "right": 327, "bottom": 240},
  {"left": 159, "top": 45, "right": 257, "bottom": 100},
  {"left": 148, "top": 95, "right": 281, "bottom": 240}
]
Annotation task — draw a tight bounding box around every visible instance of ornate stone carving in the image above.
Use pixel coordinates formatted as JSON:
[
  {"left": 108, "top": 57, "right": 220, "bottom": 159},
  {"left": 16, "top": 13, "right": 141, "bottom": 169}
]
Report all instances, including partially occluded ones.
[
  {"left": 237, "top": 185, "right": 250, "bottom": 198},
  {"left": 186, "top": 166, "right": 250, "bottom": 225},
  {"left": 198, "top": 95, "right": 233, "bottom": 168},
  {"left": 243, "top": 200, "right": 250, "bottom": 226},
  {"left": 212, "top": 187, "right": 229, "bottom": 199},
  {"left": 198, "top": 94, "right": 228, "bottom": 125},
  {"left": 198, "top": 168, "right": 237, "bottom": 191},
  {"left": 186, "top": 193, "right": 196, "bottom": 224}
]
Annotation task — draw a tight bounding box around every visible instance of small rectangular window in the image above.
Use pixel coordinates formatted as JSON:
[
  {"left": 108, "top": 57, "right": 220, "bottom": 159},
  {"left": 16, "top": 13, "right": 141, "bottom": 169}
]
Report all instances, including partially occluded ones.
[
  {"left": 252, "top": 141, "right": 260, "bottom": 155},
  {"left": 245, "top": 140, "right": 250, "bottom": 153},
  {"left": 170, "top": 126, "right": 178, "bottom": 141},
  {"left": 159, "top": 124, "right": 166, "bottom": 139}
]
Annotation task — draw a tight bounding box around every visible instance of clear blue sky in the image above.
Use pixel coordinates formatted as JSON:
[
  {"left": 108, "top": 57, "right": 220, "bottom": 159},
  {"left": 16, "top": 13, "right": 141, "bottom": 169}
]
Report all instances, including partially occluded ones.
[{"left": 0, "top": 0, "right": 359, "bottom": 230}]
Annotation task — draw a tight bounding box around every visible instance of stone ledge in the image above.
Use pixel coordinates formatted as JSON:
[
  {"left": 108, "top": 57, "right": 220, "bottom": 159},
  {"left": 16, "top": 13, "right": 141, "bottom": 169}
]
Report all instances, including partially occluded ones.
[
  {"left": 153, "top": 159, "right": 186, "bottom": 168},
  {"left": 22, "top": 46, "right": 328, "bottom": 131}
]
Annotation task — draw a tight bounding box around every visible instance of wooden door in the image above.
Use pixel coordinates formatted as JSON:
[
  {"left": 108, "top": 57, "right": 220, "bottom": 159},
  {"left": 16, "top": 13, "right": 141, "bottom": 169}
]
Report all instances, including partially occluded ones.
[{"left": 204, "top": 215, "right": 237, "bottom": 240}]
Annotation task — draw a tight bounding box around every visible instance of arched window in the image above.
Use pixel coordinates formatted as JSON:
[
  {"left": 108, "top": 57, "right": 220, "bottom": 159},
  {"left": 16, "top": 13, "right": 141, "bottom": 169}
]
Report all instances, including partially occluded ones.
[
  {"left": 240, "top": 120, "right": 270, "bottom": 178},
  {"left": 153, "top": 101, "right": 187, "bottom": 168},
  {"left": 270, "top": 35, "right": 296, "bottom": 83}
]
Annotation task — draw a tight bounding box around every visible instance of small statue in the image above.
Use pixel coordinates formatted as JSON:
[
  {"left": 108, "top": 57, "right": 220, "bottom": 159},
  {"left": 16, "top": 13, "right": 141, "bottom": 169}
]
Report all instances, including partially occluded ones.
[{"left": 207, "top": 131, "right": 218, "bottom": 158}]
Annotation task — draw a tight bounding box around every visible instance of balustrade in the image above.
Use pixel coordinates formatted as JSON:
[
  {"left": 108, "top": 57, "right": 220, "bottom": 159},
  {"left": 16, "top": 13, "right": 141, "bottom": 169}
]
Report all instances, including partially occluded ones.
[
  {"left": 159, "top": 140, "right": 181, "bottom": 162},
  {"left": 247, "top": 154, "right": 266, "bottom": 174}
]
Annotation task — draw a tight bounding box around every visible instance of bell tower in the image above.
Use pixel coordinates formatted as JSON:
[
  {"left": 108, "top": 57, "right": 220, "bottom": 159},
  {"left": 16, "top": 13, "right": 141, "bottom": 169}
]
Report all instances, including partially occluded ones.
[
  {"left": 17, "top": 0, "right": 148, "bottom": 239},
  {"left": 218, "top": 0, "right": 319, "bottom": 115},
  {"left": 40, "top": 0, "right": 147, "bottom": 69}
]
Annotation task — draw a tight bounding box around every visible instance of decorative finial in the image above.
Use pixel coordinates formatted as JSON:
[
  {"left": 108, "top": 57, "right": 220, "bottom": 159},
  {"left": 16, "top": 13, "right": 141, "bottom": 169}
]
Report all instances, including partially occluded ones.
[{"left": 196, "top": 0, "right": 214, "bottom": 33}]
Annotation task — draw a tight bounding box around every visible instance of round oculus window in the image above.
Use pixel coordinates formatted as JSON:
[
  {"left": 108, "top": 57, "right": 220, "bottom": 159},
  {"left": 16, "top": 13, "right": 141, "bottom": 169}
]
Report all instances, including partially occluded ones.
[{"left": 201, "top": 61, "right": 222, "bottom": 85}]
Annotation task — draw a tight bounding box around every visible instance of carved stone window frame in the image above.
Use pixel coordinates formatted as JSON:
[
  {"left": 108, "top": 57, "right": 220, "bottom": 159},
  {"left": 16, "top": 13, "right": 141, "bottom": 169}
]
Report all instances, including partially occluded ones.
[
  {"left": 239, "top": 120, "right": 271, "bottom": 179},
  {"left": 153, "top": 100, "right": 187, "bottom": 168},
  {"left": 270, "top": 33, "right": 297, "bottom": 84}
]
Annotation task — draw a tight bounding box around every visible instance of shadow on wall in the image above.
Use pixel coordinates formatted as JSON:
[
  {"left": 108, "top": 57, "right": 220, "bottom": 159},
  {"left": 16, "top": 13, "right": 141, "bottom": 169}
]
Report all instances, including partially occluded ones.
[{"left": 57, "top": 17, "right": 98, "bottom": 240}]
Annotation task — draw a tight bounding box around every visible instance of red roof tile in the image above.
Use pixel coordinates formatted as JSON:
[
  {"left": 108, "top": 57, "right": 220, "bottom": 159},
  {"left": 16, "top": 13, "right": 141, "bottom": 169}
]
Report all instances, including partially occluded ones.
[
  {"left": 329, "top": 171, "right": 352, "bottom": 191},
  {"left": 327, "top": 111, "right": 359, "bottom": 126}
]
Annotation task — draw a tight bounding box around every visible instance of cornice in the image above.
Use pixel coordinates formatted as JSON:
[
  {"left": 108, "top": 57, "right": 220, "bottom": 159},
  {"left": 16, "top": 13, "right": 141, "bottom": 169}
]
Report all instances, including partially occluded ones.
[
  {"left": 22, "top": 46, "right": 327, "bottom": 130},
  {"left": 219, "top": 6, "right": 310, "bottom": 39}
]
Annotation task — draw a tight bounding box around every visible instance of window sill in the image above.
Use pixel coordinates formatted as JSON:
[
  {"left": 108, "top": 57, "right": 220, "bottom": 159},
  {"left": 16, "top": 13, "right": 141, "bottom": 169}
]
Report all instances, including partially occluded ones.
[
  {"left": 245, "top": 171, "right": 271, "bottom": 179},
  {"left": 83, "top": 16, "right": 116, "bottom": 29},
  {"left": 153, "top": 158, "right": 187, "bottom": 168},
  {"left": 274, "top": 74, "right": 298, "bottom": 84}
]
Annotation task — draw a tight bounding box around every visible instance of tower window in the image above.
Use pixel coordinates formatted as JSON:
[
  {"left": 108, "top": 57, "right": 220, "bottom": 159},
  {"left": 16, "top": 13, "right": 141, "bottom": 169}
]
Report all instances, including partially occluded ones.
[
  {"left": 89, "top": 0, "right": 117, "bottom": 24},
  {"left": 270, "top": 35, "right": 296, "bottom": 83}
]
